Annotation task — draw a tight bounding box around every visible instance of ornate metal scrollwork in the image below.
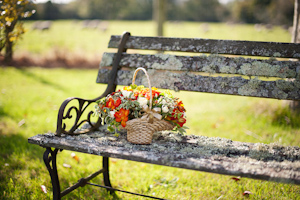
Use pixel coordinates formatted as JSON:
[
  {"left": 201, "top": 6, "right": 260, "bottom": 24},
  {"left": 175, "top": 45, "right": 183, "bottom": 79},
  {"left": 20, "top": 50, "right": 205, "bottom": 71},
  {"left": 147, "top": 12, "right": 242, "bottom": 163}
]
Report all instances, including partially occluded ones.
[
  {"left": 56, "top": 97, "right": 103, "bottom": 136},
  {"left": 55, "top": 32, "right": 131, "bottom": 136}
]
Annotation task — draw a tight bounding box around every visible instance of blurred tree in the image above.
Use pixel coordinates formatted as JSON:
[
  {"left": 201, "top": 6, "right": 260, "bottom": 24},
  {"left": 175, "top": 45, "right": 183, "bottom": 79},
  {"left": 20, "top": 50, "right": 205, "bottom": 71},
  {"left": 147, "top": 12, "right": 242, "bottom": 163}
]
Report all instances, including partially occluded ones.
[
  {"left": 0, "top": 0, "right": 35, "bottom": 63},
  {"left": 119, "top": 0, "right": 152, "bottom": 20},
  {"left": 232, "top": 0, "right": 294, "bottom": 25},
  {"left": 182, "top": 0, "right": 221, "bottom": 22},
  {"left": 43, "top": 1, "right": 60, "bottom": 20},
  {"left": 25, "top": 0, "right": 294, "bottom": 25}
]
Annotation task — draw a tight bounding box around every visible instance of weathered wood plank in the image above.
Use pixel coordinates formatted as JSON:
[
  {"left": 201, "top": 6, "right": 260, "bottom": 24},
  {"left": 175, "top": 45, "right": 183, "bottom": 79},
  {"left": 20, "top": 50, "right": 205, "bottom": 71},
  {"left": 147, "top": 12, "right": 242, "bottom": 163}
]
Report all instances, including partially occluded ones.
[
  {"left": 108, "top": 35, "right": 300, "bottom": 58},
  {"left": 28, "top": 132, "right": 300, "bottom": 185},
  {"left": 100, "top": 52, "right": 300, "bottom": 79},
  {"left": 96, "top": 68, "right": 300, "bottom": 100}
]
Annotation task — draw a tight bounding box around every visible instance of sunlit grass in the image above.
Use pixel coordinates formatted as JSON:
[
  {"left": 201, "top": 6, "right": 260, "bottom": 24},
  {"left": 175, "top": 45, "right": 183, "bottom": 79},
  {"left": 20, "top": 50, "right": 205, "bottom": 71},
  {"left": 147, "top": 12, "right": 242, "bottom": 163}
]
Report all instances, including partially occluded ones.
[
  {"left": 1, "top": 20, "right": 299, "bottom": 199},
  {"left": 0, "top": 67, "right": 299, "bottom": 199},
  {"left": 16, "top": 20, "right": 292, "bottom": 58}
]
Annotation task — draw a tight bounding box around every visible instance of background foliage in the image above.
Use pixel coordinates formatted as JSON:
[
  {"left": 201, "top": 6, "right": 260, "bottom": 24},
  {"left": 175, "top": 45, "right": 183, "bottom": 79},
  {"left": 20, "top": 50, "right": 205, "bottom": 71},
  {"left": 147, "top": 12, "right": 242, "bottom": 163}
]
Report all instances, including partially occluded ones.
[
  {"left": 29, "top": 0, "right": 295, "bottom": 26},
  {"left": 0, "top": 0, "right": 35, "bottom": 62}
]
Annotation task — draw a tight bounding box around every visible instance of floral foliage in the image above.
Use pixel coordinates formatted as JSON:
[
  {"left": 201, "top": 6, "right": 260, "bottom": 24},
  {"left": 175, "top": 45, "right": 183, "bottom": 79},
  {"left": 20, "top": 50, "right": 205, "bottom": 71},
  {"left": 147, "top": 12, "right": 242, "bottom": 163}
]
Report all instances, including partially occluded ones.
[{"left": 95, "top": 84, "right": 188, "bottom": 135}]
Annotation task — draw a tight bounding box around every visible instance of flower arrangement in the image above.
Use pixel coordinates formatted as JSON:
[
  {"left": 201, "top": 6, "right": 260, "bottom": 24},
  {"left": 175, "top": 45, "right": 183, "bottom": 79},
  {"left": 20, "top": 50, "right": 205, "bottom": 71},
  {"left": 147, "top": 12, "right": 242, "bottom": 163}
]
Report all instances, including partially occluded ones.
[{"left": 95, "top": 84, "right": 188, "bottom": 136}]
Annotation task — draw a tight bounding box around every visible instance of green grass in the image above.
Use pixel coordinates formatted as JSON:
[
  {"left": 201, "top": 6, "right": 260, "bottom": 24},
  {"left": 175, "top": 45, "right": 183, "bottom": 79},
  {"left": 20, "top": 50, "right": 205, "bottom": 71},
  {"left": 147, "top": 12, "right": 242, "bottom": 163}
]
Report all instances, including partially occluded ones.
[
  {"left": 16, "top": 20, "right": 292, "bottom": 58},
  {"left": 1, "top": 21, "right": 299, "bottom": 199},
  {"left": 0, "top": 67, "right": 299, "bottom": 199}
]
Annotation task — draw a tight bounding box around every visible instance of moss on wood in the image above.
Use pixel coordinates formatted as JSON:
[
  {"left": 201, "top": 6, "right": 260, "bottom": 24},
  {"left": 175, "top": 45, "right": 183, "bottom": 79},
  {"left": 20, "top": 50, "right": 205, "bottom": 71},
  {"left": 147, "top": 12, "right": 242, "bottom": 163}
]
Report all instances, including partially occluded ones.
[{"left": 28, "top": 130, "right": 300, "bottom": 184}]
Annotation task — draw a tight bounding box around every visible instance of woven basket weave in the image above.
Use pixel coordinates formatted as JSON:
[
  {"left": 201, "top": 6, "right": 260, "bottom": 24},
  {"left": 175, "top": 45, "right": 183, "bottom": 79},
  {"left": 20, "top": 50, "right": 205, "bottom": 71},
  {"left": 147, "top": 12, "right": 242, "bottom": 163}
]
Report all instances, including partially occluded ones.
[{"left": 125, "top": 68, "right": 174, "bottom": 144}]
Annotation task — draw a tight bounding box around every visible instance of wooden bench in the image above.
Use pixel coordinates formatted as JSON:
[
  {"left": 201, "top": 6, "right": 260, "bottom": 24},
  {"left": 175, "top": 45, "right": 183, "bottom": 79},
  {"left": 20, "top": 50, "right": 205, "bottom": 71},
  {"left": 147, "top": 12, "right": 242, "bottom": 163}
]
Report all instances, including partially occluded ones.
[{"left": 28, "top": 32, "right": 300, "bottom": 199}]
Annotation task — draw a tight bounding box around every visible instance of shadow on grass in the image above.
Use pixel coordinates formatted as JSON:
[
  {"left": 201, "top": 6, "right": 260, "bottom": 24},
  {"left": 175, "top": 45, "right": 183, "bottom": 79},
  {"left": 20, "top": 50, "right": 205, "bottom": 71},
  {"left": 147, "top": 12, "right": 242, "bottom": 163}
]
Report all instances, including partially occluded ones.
[
  {"left": 0, "top": 132, "right": 116, "bottom": 199},
  {"left": 0, "top": 131, "right": 46, "bottom": 197},
  {"left": 0, "top": 131, "right": 45, "bottom": 169}
]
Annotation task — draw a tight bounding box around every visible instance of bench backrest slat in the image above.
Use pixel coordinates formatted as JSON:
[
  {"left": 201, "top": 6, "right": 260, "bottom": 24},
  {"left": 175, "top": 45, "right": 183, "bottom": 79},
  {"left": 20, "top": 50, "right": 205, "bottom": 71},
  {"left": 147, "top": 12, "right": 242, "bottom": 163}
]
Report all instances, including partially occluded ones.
[
  {"left": 97, "top": 68, "right": 300, "bottom": 100},
  {"left": 108, "top": 35, "right": 300, "bottom": 58},
  {"left": 97, "top": 34, "right": 300, "bottom": 101},
  {"left": 100, "top": 52, "right": 300, "bottom": 79}
]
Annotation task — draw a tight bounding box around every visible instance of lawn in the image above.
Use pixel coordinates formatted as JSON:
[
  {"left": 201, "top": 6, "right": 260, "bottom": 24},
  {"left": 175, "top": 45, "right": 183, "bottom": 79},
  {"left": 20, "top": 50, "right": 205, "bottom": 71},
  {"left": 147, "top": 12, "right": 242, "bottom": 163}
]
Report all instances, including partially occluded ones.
[
  {"left": 0, "top": 20, "right": 299, "bottom": 199},
  {"left": 16, "top": 20, "right": 292, "bottom": 58}
]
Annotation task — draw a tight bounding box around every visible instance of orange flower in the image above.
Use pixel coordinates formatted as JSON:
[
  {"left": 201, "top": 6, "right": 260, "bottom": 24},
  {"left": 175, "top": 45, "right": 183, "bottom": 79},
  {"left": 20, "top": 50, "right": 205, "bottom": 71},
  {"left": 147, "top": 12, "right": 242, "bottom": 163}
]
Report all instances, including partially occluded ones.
[
  {"left": 177, "top": 101, "right": 186, "bottom": 112},
  {"left": 133, "top": 92, "right": 139, "bottom": 100},
  {"left": 165, "top": 111, "right": 186, "bottom": 128},
  {"left": 141, "top": 88, "right": 161, "bottom": 100},
  {"left": 106, "top": 98, "right": 121, "bottom": 110},
  {"left": 115, "top": 98, "right": 121, "bottom": 107},
  {"left": 114, "top": 108, "right": 130, "bottom": 127}
]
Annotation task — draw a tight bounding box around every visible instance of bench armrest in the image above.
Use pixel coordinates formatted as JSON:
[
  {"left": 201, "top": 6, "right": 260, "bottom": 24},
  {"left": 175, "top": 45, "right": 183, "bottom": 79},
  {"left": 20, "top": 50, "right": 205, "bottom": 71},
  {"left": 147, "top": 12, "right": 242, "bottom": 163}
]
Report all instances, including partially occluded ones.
[
  {"left": 56, "top": 32, "right": 131, "bottom": 136},
  {"left": 56, "top": 97, "right": 102, "bottom": 136}
]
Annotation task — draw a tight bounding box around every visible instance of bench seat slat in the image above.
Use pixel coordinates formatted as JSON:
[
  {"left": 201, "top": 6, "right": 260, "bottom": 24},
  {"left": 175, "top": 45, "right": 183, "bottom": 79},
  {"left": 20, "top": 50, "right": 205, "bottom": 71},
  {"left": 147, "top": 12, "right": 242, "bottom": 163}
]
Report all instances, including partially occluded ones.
[
  {"left": 101, "top": 53, "right": 300, "bottom": 79},
  {"left": 96, "top": 68, "right": 300, "bottom": 100},
  {"left": 108, "top": 35, "right": 300, "bottom": 58},
  {"left": 28, "top": 133, "right": 300, "bottom": 185}
]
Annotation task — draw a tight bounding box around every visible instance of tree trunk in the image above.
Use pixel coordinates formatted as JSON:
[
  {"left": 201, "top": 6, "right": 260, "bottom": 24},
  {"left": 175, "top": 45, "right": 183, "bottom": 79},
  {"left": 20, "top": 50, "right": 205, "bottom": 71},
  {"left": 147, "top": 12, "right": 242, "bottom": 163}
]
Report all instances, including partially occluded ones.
[
  {"left": 4, "top": 24, "right": 15, "bottom": 63},
  {"left": 153, "top": 0, "right": 166, "bottom": 37},
  {"left": 290, "top": 0, "right": 300, "bottom": 112},
  {"left": 4, "top": 40, "right": 13, "bottom": 63}
]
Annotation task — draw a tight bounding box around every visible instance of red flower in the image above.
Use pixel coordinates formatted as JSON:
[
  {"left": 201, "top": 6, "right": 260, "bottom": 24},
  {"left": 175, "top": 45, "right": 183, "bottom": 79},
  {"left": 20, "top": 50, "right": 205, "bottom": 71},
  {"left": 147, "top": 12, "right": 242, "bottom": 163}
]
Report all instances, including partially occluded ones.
[
  {"left": 165, "top": 115, "right": 186, "bottom": 127},
  {"left": 114, "top": 108, "right": 130, "bottom": 127},
  {"left": 177, "top": 117, "right": 186, "bottom": 127},
  {"left": 115, "top": 98, "right": 121, "bottom": 107},
  {"left": 177, "top": 101, "right": 186, "bottom": 112},
  {"left": 106, "top": 98, "right": 121, "bottom": 110}
]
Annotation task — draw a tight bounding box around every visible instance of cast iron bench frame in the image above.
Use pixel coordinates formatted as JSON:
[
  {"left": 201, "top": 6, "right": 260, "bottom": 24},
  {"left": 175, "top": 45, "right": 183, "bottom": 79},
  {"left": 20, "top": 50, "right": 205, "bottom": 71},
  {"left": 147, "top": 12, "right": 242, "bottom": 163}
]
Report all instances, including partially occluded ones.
[{"left": 28, "top": 32, "right": 300, "bottom": 199}]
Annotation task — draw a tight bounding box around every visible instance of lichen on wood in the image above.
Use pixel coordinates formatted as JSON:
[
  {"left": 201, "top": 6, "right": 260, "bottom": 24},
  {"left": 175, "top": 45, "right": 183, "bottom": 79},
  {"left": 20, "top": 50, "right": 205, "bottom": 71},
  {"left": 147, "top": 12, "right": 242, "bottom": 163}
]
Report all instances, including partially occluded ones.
[
  {"left": 99, "top": 53, "right": 114, "bottom": 67},
  {"left": 96, "top": 68, "right": 300, "bottom": 100},
  {"left": 238, "top": 77, "right": 262, "bottom": 96},
  {"left": 100, "top": 52, "right": 300, "bottom": 79},
  {"left": 239, "top": 61, "right": 297, "bottom": 78},
  {"left": 108, "top": 35, "right": 300, "bottom": 58},
  {"left": 151, "top": 54, "right": 183, "bottom": 70},
  {"left": 28, "top": 130, "right": 300, "bottom": 185}
]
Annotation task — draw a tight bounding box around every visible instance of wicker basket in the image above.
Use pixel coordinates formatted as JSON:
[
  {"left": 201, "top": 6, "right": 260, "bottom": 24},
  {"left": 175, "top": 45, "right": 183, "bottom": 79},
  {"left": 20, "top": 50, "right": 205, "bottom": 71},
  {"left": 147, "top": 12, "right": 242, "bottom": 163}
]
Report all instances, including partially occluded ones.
[{"left": 125, "top": 68, "right": 174, "bottom": 144}]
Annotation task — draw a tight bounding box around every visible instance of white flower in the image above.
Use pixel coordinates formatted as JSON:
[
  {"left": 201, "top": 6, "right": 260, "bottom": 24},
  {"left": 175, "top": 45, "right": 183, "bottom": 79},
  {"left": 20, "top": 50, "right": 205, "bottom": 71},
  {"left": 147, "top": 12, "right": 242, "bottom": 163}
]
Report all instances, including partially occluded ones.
[
  {"left": 122, "top": 90, "right": 132, "bottom": 98},
  {"left": 137, "top": 97, "right": 148, "bottom": 107},
  {"left": 162, "top": 105, "right": 169, "bottom": 113},
  {"left": 109, "top": 110, "right": 116, "bottom": 118},
  {"left": 161, "top": 99, "right": 167, "bottom": 105},
  {"left": 153, "top": 107, "right": 161, "bottom": 112}
]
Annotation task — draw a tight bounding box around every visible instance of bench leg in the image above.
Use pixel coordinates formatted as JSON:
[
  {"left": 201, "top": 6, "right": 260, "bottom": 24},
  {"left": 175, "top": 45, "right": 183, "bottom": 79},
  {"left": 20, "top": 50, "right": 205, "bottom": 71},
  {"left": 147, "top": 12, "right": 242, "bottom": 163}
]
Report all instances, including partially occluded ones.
[
  {"left": 43, "top": 147, "right": 61, "bottom": 200},
  {"left": 102, "top": 156, "right": 115, "bottom": 194}
]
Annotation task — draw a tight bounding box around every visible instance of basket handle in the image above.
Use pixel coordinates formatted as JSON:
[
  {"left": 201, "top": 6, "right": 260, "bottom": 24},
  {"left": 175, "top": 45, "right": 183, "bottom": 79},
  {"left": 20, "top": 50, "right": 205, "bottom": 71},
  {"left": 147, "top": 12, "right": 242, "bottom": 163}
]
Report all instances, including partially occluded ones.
[{"left": 132, "top": 67, "right": 152, "bottom": 110}]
